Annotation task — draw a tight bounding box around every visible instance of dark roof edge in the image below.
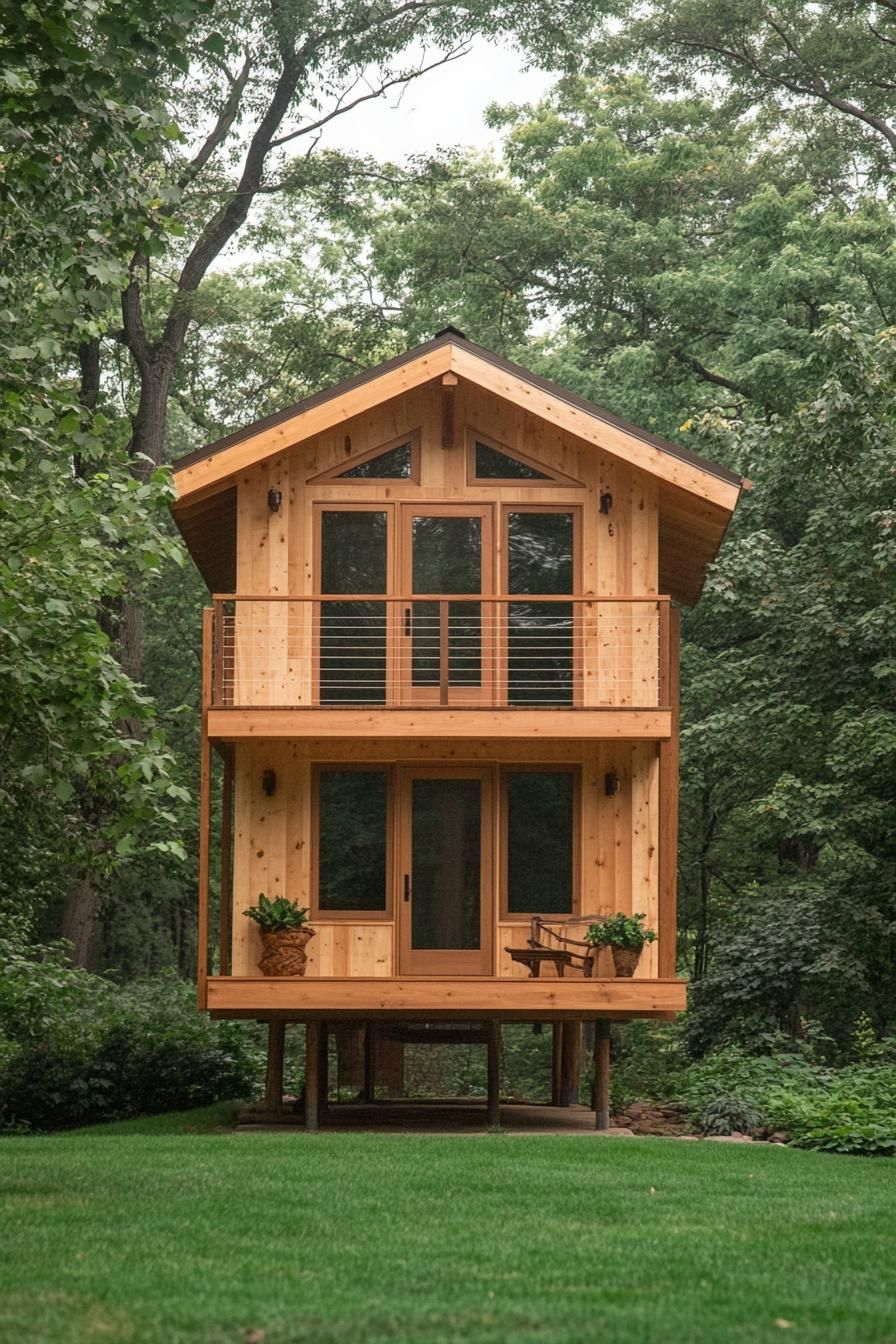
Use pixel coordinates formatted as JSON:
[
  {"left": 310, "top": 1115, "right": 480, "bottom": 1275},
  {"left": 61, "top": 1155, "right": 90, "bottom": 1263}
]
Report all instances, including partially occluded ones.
[{"left": 172, "top": 331, "right": 744, "bottom": 491}]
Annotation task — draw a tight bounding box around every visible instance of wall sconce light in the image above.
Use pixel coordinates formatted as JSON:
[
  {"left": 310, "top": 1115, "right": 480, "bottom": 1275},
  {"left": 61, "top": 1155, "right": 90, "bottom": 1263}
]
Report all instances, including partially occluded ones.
[
  {"left": 267, "top": 488, "right": 282, "bottom": 513},
  {"left": 604, "top": 770, "right": 619, "bottom": 797},
  {"left": 599, "top": 490, "right": 613, "bottom": 515},
  {"left": 261, "top": 769, "right": 277, "bottom": 797}
]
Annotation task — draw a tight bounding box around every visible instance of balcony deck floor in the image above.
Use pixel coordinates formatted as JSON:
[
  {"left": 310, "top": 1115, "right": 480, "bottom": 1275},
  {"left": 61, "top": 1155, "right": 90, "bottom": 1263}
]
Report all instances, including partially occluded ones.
[{"left": 206, "top": 706, "right": 672, "bottom": 741}]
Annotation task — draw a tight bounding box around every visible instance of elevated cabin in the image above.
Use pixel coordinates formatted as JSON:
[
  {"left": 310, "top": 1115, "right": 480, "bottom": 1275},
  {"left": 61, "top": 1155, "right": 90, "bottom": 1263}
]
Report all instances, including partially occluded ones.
[{"left": 171, "top": 329, "right": 745, "bottom": 1127}]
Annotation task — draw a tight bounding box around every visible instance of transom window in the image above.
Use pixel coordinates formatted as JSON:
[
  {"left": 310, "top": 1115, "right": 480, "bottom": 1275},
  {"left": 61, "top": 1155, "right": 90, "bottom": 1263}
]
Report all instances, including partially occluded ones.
[
  {"left": 337, "top": 440, "right": 413, "bottom": 478},
  {"left": 475, "top": 440, "right": 551, "bottom": 480}
]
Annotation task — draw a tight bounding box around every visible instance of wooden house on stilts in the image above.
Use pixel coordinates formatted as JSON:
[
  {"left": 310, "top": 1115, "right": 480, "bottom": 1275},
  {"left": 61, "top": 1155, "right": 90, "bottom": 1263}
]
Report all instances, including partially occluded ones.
[{"left": 170, "top": 328, "right": 746, "bottom": 1128}]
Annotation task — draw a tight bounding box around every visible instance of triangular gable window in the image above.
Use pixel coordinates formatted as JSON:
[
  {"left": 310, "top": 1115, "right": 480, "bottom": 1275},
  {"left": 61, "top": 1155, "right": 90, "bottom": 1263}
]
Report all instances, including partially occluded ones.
[
  {"left": 337, "top": 441, "right": 412, "bottom": 478},
  {"left": 468, "top": 432, "right": 583, "bottom": 487},
  {"left": 475, "top": 441, "right": 551, "bottom": 479},
  {"left": 308, "top": 432, "right": 419, "bottom": 483}
]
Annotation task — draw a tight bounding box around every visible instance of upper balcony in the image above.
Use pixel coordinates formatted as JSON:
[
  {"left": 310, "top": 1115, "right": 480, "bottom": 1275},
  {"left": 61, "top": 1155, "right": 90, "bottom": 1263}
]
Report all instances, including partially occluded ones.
[{"left": 203, "top": 594, "right": 674, "bottom": 740}]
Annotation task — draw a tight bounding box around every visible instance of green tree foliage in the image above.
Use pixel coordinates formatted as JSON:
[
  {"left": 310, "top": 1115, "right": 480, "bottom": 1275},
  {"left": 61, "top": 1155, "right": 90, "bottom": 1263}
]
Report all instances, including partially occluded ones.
[{"left": 0, "top": 1, "right": 201, "bottom": 952}]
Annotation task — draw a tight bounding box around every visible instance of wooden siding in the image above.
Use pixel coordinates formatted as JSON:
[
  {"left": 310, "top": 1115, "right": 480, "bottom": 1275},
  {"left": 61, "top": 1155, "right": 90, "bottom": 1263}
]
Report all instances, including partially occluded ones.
[{"left": 230, "top": 740, "right": 662, "bottom": 980}]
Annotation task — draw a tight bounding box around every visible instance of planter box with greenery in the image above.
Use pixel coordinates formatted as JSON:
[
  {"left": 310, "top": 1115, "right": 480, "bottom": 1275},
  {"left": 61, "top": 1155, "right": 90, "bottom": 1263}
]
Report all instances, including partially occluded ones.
[
  {"left": 243, "top": 895, "right": 315, "bottom": 977},
  {"left": 585, "top": 913, "right": 657, "bottom": 977}
]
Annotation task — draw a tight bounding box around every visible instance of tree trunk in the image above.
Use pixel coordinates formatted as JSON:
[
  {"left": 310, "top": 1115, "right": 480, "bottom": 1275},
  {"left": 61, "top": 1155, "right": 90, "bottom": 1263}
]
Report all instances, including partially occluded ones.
[
  {"left": 60, "top": 873, "right": 102, "bottom": 970},
  {"left": 128, "top": 356, "right": 174, "bottom": 473}
]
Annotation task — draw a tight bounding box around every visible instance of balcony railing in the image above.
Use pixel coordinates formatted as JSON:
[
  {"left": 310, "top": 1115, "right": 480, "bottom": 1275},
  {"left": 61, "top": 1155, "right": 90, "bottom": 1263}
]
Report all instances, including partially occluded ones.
[{"left": 208, "top": 595, "right": 671, "bottom": 711}]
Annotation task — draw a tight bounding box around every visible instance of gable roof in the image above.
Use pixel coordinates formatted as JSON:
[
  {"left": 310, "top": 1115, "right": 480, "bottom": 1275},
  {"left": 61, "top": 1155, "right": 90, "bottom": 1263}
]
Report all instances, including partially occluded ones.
[{"left": 170, "top": 330, "right": 748, "bottom": 603}]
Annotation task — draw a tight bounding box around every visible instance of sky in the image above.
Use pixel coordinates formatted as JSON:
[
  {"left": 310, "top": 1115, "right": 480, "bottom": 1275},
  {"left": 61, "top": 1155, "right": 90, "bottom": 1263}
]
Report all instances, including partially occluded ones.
[{"left": 316, "top": 39, "right": 555, "bottom": 160}]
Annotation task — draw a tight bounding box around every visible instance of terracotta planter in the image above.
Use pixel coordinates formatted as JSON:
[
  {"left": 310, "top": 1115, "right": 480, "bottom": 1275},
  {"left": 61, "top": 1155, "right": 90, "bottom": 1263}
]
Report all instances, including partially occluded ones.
[
  {"left": 611, "top": 945, "right": 642, "bottom": 978},
  {"left": 258, "top": 925, "right": 315, "bottom": 977}
]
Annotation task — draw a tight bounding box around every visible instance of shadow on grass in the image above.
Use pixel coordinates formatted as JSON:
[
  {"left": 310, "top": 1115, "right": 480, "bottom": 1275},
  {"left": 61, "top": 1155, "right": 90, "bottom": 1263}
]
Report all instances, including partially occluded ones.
[{"left": 70, "top": 1100, "right": 242, "bottom": 1136}]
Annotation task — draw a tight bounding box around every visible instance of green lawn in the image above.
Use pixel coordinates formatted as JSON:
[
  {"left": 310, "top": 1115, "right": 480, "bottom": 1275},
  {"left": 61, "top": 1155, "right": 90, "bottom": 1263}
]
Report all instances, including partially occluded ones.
[{"left": 2, "top": 1107, "right": 895, "bottom": 1344}]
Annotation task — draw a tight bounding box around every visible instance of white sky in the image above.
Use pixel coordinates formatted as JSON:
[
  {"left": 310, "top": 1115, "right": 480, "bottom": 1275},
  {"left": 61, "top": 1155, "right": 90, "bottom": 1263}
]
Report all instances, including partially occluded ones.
[{"left": 316, "top": 40, "right": 555, "bottom": 160}]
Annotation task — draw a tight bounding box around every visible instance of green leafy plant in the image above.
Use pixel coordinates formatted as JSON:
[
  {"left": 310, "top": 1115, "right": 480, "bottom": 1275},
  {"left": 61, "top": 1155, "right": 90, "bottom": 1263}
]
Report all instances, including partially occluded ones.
[
  {"left": 243, "top": 894, "right": 309, "bottom": 933},
  {"left": 585, "top": 913, "right": 657, "bottom": 950},
  {"left": 699, "top": 1096, "right": 764, "bottom": 1136}
]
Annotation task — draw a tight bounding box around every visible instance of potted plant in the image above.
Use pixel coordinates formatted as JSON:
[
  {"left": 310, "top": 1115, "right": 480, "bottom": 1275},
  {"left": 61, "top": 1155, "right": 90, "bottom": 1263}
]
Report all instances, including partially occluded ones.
[
  {"left": 584, "top": 912, "right": 657, "bottom": 977},
  {"left": 243, "top": 894, "right": 315, "bottom": 977}
]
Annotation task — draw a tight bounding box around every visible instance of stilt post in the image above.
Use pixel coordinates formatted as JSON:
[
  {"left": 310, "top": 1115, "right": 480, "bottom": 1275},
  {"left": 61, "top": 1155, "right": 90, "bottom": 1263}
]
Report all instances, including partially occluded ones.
[
  {"left": 264, "top": 1020, "right": 285, "bottom": 1112},
  {"left": 594, "top": 1020, "right": 611, "bottom": 1130},
  {"left": 551, "top": 1022, "right": 562, "bottom": 1106},
  {"left": 304, "top": 1021, "right": 321, "bottom": 1131},
  {"left": 559, "top": 1021, "right": 582, "bottom": 1107},
  {"left": 318, "top": 1020, "right": 329, "bottom": 1121},
  {"left": 362, "top": 1022, "right": 377, "bottom": 1103},
  {"left": 486, "top": 1020, "right": 501, "bottom": 1128}
]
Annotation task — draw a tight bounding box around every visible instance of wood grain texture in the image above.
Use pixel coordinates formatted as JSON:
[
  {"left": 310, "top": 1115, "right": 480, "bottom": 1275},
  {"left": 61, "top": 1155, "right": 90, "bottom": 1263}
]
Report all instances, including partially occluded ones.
[{"left": 206, "top": 975, "right": 688, "bottom": 1017}]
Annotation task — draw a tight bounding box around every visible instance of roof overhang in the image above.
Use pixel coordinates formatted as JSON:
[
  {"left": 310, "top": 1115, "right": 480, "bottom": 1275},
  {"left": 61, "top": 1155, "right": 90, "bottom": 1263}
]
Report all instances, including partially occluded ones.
[{"left": 170, "top": 331, "right": 747, "bottom": 604}]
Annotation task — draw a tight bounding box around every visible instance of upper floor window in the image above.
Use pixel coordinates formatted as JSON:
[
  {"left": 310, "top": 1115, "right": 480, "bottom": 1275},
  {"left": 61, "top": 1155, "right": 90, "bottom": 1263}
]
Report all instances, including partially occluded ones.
[
  {"left": 308, "top": 432, "right": 420, "bottom": 483},
  {"left": 337, "top": 440, "right": 413, "bottom": 479},
  {"left": 467, "top": 430, "right": 583, "bottom": 487},
  {"left": 475, "top": 440, "right": 551, "bottom": 480}
]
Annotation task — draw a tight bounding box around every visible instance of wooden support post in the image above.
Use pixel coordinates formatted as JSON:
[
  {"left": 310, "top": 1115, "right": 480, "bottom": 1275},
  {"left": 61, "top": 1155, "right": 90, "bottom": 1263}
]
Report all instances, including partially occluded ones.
[
  {"left": 304, "top": 1021, "right": 321, "bottom": 1131},
  {"left": 658, "top": 606, "right": 681, "bottom": 979},
  {"left": 264, "top": 1020, "right": 285, "bottom": 1112},
  {"left": 551, "top": 1023, "right": 562, "bottom": 1106},
  {"left": 559, "top": 1021, "right": 582, "bottom": 1107},
  {"left": 486, "top": 1021, "right": 501, "bottom": 1128},
  {"left": 441, "top": 371, "right": 458, "bottom": 448},
  {"left": 594, "top": 1021, "right": 611, "bottom": 1131},
  {"left": 196, "top": 606, "right": 213, "bottom": 1012},
  {"left": 318, "top": 1020, "right": 329, "bottom": 1120},
  {"left": 363, "top": 1023, "right": 376, "bottom": 1103},
  {"left": 334, "top": 1025, "right": 365, "bottom": 1093},
  {"left": 219, "top": 745, "right": 234, "bottom": 977}
]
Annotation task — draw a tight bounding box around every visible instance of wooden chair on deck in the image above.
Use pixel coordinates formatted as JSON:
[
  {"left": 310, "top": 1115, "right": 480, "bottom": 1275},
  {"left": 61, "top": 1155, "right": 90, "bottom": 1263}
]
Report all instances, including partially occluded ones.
[{"left": 505, "top": 914, "right": 602, "bottom": 979}]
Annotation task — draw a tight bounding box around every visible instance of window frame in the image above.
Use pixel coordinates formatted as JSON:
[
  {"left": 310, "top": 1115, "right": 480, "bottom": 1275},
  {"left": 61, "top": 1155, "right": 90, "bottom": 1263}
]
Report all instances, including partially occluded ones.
[
  {"left": 311, "top": 763, "right": 395, "bottom": 921},
  {"left": 499, "top": 764, "right": 581, "bottom": 921}
]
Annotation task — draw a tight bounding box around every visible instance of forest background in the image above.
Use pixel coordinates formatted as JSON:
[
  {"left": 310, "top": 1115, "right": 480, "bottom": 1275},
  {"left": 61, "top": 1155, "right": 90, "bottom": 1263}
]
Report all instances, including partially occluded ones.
[{"left": 1, "top": 0, "right": 894, "bottom": 1136}]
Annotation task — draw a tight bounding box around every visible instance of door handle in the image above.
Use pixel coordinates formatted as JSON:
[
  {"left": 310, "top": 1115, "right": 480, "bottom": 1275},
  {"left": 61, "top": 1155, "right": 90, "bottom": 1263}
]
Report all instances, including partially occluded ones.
[
  {"left": 403, "top": 606, "right": 412, "bottom": 637},
  {"left": 403, "top": 874, "right": 411, "bottom": 902}
]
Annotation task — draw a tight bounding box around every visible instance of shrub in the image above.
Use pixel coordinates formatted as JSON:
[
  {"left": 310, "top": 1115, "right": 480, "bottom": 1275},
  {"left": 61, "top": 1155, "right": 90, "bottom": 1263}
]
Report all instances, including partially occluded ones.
[
  {"left": 699, "top": 1096, "right": 765, "bottom": 1136},
  {"left": 681, "top": 1041, "right": 896, "bottom": 1156},
  {"left": 0, "top": 938, "right": 261, "bottom": 1131}
]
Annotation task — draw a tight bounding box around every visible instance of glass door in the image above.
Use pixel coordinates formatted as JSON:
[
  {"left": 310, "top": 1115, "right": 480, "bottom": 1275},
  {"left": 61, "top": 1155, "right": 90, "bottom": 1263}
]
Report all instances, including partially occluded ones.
[
  {"left": 399, "top": 505, "right": 494, "bottom": 705},
  {"left": 502, "top": 507, "right": 579, "bottom": 706},
  {"left": 398, "top": 767, "right": 493, "bottom": 975}
]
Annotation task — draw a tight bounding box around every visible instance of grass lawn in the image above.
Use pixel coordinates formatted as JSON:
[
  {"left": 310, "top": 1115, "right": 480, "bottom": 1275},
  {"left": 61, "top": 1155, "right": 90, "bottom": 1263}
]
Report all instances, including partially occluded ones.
[{"left": 1, "top": 1105, "right": 895, "bottom": 1344}]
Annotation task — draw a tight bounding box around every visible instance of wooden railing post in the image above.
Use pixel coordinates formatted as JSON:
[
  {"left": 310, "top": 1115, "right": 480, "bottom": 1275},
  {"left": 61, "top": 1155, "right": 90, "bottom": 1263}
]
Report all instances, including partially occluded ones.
[
  {"left": 438, "top": 599, "right": 449, "bottom": 705},
  {"left": 658, "top": 598, "right": 670, "bottom": 709}
]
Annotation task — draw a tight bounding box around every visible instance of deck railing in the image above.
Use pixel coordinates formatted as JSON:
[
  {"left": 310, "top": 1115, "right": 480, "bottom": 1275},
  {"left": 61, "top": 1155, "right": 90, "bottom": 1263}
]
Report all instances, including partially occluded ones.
[{"left": 208, "top": 595, "right": 671, "bottom": 711}]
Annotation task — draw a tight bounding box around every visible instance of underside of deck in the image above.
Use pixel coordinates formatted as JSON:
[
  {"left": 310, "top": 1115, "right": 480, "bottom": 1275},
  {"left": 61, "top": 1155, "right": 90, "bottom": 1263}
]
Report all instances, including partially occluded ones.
[{"left": 205, "top": 975, "right": 687, "bottom": 1019}]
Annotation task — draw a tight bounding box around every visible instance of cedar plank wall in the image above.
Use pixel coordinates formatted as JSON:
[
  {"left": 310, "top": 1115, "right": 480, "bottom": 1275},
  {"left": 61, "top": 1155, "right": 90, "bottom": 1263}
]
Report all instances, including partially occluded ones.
[{"left": 230, "top": 379, "right": 665, "bottom": 980}]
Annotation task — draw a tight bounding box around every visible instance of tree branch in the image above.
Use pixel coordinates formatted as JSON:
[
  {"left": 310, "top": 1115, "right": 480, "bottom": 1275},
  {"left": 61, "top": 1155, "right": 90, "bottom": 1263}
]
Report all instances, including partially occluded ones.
[
  {"left": 269, "top": 45, "right": 469, "bottom": 150},
  {"left": 671, "top": 348, "right": 752, "bottom": 398},
  {"left": 178, "top": 53, "right": 252, "bottom": 192}
]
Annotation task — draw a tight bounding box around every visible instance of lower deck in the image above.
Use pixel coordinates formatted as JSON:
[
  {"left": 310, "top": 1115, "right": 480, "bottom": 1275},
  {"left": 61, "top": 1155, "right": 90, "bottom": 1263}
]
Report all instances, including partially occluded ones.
[{"left": 206, "top": 974, "right": 686, "bottom": 1019}]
